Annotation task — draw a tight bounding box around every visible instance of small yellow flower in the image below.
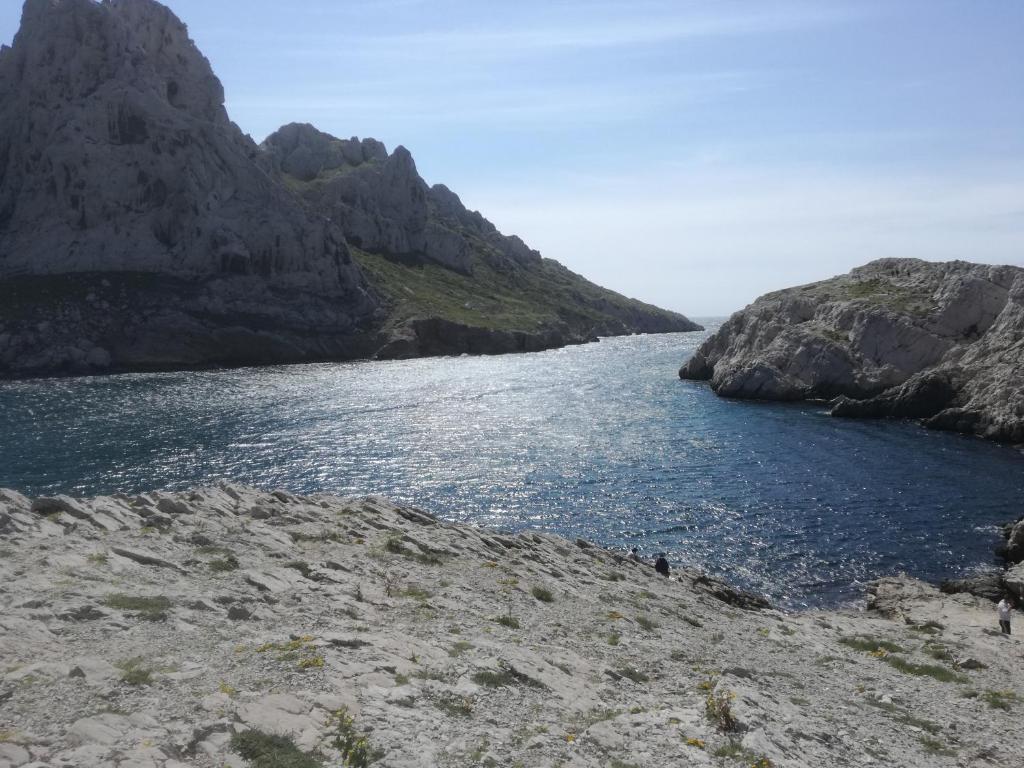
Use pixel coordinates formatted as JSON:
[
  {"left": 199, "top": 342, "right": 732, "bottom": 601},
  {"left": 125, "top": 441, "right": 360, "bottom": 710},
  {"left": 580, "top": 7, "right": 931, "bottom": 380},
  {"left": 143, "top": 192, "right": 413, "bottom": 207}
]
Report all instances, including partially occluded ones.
[
  {"left": 565, "top": 733, "right": 576, "bottom": 743},
  {"left": 685, "top": 737, "right": 706, "bottom": 749}
]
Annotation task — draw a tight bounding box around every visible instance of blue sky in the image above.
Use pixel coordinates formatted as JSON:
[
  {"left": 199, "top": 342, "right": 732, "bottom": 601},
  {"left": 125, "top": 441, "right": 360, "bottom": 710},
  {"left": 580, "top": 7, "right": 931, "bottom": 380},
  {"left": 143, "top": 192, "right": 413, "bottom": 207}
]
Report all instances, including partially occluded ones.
[{"left": 3, "top": 1, "right": 1022, "bottom": 315}]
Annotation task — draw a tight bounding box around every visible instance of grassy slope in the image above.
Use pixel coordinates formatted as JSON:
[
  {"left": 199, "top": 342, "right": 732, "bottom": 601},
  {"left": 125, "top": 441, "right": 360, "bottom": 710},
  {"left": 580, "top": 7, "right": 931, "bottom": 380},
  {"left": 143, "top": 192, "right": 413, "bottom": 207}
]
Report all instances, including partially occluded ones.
[{"left": 353, "top": 247, "right": 693, "bottom": 336}]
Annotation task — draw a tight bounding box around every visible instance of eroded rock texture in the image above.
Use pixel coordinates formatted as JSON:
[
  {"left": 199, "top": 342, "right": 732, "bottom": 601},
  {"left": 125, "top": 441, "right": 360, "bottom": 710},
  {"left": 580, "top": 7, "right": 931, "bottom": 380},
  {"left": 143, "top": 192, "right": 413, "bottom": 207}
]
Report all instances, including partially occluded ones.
[
  {"left": 2, "top": 483, "right": 1023, "bottom": 767},
  {"left": 0, "top": 0, "right": 379, "bottom": 375},
  {"left": 0, "top": 0, "right": 371, "bottom": 290},
  {"left": 680, "top": 259, "right": 1024, "bottom": 442},
  {"left": 261, "top": 122, "right": 703, "bottom": 357},
  {"left": 0, "top": 0, "right": 700, "bottom": 377}
]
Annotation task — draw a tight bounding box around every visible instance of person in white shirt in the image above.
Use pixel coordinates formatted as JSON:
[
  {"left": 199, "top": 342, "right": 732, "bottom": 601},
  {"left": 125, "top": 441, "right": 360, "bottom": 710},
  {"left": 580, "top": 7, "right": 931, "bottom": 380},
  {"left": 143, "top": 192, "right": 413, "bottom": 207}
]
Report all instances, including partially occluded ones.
[{"left": 997, "top": 595, "right": 1015, "bottom": 635}]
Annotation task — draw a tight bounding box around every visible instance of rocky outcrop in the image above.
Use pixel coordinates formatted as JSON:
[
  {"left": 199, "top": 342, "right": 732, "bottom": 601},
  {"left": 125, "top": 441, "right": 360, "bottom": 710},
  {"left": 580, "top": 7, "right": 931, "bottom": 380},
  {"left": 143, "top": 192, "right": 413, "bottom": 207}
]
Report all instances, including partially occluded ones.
[
  {"left": 2, "top": 483, "right": 1022, "bottom": 767},
  {"left": 681, "top": 259, "right": 1024, "bottom": 442},
  {"left": 0, "top": 0, "right": 378, "bottom": 376},
  {"left": 262, "top": 123, "right": 544, "bottom": 276},
  {"left": 263, "top": 122, "right": 703, "bottom": 349},
  {"left": 0, "top": 0, "right": 699, "bottom": 378},
  {"left": 0, "top": 0, "right": 366, "bottom": 292}
]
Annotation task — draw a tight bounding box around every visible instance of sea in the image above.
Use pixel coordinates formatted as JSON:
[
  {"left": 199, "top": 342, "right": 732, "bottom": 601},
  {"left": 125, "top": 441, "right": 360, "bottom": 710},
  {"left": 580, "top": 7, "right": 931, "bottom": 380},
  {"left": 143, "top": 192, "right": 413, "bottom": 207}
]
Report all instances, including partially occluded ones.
[{"left": 2, "top": 324, "right": 1021, "bottom": 608}]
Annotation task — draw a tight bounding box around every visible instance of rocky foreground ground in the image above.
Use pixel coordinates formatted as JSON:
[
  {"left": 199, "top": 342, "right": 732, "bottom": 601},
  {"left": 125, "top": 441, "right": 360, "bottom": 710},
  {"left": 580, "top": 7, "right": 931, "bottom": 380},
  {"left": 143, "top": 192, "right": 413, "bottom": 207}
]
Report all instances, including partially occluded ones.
[{"left": 1, "top": 484, "right": 1022, "bottom": 768}]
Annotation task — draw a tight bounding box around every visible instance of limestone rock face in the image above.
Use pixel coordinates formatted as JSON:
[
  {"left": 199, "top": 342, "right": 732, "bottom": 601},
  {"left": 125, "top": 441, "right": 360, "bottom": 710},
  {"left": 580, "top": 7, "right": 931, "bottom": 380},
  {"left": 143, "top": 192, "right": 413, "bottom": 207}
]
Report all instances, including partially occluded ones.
[
  {"left": 263, "top": 123, "right": 546, "bottom": 276},
  {"left": 680, "top": 259, "right": 1024, "bottom": 442},
  {"left": 0, "top": 0, "right": 364, "bottom": 293},
  {"left": 0, "top": 0, "right": 379, "bottom": 376},
  {"left": 262, "top": 122, "right": 702, "bottom": 350},
  {"left": 0, "top": 0, "right": 699, "bottom": 377}
]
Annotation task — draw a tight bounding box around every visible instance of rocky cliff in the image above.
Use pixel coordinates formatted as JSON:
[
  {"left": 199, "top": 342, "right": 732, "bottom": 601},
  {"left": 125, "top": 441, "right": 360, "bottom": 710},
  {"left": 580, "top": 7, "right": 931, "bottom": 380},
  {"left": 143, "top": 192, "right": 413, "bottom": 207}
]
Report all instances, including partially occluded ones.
[
  {"left": 262, "top": 123, "right": 701, "bottom": 359},
  {"left": 0, "top": 0, "right": 698, "bottom": 378},
  {"left": 1, "top": 483, "right": 1022, "bottom": 767},
  {"left": 0, "top": 0, "right": 379, "bottom": 375},
  {"left": 680, "top": 259, "right": 1024, "bottom": 442}
]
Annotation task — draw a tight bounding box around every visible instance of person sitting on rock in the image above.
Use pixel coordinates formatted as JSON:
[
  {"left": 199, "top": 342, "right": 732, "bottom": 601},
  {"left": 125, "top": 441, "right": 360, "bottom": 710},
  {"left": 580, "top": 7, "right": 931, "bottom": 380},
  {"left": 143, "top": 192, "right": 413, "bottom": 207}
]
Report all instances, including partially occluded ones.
[
  {"left": 630, "top": 547, "right": 642, "bottom": 562},
  {"left": 997, "top": 594, "right": 1015, "bottom": 634},
  {"left": 654, "top": 553, "right": 670, "bottom": 577}
]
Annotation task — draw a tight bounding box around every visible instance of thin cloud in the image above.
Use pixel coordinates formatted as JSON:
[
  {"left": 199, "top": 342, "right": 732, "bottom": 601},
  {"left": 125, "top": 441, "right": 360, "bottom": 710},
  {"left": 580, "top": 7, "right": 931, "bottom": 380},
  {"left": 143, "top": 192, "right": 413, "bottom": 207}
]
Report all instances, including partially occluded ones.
[
  {"left": 244, "top": 2, "right": 861, "bottom": 60},
  {"left": 229, "top": 70, "right": 759, "bottom": 132}
]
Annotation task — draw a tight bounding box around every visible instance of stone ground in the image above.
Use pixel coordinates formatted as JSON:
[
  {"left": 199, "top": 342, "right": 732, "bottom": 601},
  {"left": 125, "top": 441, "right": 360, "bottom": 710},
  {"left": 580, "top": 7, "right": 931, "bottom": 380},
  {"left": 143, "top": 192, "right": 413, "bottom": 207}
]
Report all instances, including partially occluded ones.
[{"left": 1, "top": 483, "right": 1022, "bottom": 768}]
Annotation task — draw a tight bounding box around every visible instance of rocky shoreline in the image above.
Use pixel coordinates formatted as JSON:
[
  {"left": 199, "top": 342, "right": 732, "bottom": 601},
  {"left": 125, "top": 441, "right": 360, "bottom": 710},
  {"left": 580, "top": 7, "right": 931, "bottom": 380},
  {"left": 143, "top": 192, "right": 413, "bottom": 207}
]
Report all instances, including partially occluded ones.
[
  {"left": 681, "top": 259, "right": 1024, "bottom": 443},
  {"left": 2, "top": 483, "right": 1022, "bottom": 767}
]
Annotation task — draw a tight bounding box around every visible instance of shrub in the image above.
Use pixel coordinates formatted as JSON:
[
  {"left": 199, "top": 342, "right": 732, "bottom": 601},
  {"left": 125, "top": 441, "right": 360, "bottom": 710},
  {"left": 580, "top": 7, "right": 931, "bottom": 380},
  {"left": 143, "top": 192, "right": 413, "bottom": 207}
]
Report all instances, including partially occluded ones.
[
  {"left": 116, "top": 657, "right": 152, "bottom": 686},
  {"left": 472, "top": 664, "right": 545, "bottom": 689},
  {"left": 434, "top": 695, "right": 474, "bottom": 718},
  {"left": 209, "top": 554, "right": 240, "bottom": 572},
  {"left": 448, "top": 641, "right": 474, "bottom": 658},
  {"left": 531, "top": 586, "right": 554, "bottom": 603},
  {"left": 495, "top": 615, "right": 520, "bottom": 629},
  {"left": 636, "top": 615, "right": 659, "bottom": 632},
  {"left": 838, "top": 635, "right": 904, "bottom": 654},
  {"left": 982, "top": 690, "right": 1019, "bottom": 710},
  {"left": 329, "top": 708, "right": 383, "bottom": 768},
  {"left": 231, "top": 729, "right": 321, "bottom": 768},
  {"left": 284, "top": 560, "right": 313, "bottom": 579},
  {"left": 103, "top": 594, "right": 171, "bottom": 622},
  {"left": 705, "top": 690, "right": 738, "bottom": 732},
  {"left": 385, "top": 535, "right": 443, "bottom": 565},
  {"left": 918, "top": 736, "right": 955, "bottom": 756},
  {"left": 882, "top": 655, "right": 967, "bottom": 684},
  {"left": 616, "top": 666, "right": 649, "bottom": 683}
]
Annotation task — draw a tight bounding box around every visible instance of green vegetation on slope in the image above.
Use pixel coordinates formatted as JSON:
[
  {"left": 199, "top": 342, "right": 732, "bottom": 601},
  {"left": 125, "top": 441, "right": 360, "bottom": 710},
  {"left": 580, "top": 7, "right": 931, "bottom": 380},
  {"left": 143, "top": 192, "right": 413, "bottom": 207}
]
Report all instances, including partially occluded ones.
[{"left": 353, "top": 247, "right": 691, "bottom": 337}]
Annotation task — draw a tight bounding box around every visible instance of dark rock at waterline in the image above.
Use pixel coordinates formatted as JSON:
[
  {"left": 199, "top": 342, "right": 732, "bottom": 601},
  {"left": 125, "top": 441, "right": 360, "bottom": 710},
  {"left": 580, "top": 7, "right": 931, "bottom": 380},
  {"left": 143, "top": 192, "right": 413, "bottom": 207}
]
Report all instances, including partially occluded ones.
[
  {"left": 690, "top": 572, "right": 772, "bottom": 611},
  {"left": 995, "top": 518, "right": 1024, "bottom": 564},
  {"left": 940, "top": 572, "right": 1005, "bottom": 603},
  {"left": 830, "top": 370, "right": 958, "bottom": 420},
  {"left": 374, "top": 318, "right": 578, "bottom": 360}
]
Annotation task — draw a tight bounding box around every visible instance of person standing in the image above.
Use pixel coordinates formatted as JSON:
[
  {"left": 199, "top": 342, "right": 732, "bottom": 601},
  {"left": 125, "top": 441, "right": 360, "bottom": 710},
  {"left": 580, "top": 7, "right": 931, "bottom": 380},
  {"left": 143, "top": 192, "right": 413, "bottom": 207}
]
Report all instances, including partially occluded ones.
[
  {"left": 654, "top": 552, "right": 670, "bottom": 577},
  {"left": 997, "top": 595, "right": 1014, "bottom": 635}
]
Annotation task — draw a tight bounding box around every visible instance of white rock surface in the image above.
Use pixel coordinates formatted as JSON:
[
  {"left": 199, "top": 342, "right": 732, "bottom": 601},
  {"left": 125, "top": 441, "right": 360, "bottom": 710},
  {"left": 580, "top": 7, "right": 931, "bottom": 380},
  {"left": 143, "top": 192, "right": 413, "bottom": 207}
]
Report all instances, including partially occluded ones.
[
  {"left": 681, "top": 258, "right": 1024, "bottom": 442},
  {"left": 2, "top": 483, "right": 1023, "bottom": 767}
]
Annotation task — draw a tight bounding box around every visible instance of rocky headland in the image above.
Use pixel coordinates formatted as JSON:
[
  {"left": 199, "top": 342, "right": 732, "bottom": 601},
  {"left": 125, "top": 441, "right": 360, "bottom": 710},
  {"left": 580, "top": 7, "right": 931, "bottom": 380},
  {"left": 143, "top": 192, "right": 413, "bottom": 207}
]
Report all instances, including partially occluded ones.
[
  {"left": 680, "top": 258, "right": 1024, "bottom": 443},
  {"left": 0, "top": 0, "right": 699, "bottom": 379},
  {"left": 2, "top": 483, "right": 1023, "bottom": 768}
]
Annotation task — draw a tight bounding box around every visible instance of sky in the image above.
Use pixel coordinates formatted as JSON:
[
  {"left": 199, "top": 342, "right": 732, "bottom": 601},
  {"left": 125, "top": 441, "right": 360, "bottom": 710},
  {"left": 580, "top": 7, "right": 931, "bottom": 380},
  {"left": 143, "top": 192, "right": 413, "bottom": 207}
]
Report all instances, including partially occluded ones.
[{"left": 2, "top": 1, "right": 1022, "bottom": 316}]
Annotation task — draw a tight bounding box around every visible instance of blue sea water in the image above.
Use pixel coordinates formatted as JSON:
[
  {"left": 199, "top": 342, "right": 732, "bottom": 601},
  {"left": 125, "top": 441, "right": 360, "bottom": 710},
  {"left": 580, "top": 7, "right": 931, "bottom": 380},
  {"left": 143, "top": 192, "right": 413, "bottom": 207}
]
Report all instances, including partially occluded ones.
[{"left": 1, "top": 326, "right": 1021, "bottom": 607}]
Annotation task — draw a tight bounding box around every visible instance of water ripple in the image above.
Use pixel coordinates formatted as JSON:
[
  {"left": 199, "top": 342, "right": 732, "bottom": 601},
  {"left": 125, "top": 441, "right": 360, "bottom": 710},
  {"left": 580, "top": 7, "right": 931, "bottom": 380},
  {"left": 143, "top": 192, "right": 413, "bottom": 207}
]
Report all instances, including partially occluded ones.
[{"left": 1, "top": 329, "right": 1022, "bottom": 607}]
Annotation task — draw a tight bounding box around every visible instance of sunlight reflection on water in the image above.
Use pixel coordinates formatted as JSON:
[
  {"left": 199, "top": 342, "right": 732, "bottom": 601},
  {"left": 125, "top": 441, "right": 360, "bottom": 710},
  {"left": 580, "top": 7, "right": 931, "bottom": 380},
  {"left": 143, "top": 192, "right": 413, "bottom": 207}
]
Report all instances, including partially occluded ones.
[{"left": 2, "top": 329, "right": 1022, "bottom": 607}]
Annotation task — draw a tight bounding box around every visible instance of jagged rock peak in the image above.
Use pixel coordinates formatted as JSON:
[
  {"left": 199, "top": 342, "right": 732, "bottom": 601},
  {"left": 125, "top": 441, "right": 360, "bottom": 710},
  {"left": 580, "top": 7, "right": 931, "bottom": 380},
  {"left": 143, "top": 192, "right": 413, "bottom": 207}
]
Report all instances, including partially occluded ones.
[
  {"left": 263, "top": 122, "right": 543, "bottom": 274},
  {"left": 262, "top": 123, "right": 388, "bottom": 182},
  {"left": 6, "top": 0, "right": 226, "bottom": 123},
  {"left": 0, "top": 0, "right": 371, "bottom": 297}
]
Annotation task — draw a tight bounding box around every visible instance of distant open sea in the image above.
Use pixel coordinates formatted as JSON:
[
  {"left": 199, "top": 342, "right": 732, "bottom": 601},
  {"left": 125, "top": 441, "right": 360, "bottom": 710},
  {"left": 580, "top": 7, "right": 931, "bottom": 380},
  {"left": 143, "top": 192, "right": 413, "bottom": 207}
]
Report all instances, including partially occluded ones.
[{"left": 2, "top": 324, "right": 1021, "bottom": 607}]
